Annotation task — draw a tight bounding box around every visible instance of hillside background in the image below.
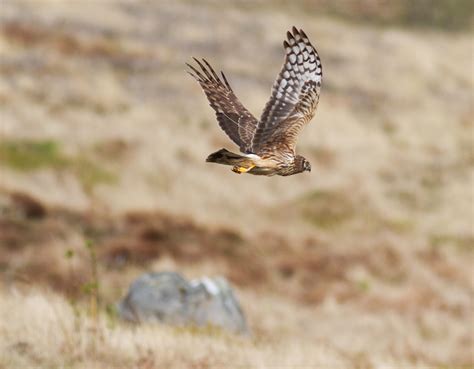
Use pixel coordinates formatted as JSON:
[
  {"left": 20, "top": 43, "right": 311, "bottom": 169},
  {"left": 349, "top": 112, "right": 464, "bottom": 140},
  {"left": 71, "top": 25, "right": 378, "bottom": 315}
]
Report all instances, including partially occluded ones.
[{"left": 0, "top": 0, "right": 473, "bottom": 368}]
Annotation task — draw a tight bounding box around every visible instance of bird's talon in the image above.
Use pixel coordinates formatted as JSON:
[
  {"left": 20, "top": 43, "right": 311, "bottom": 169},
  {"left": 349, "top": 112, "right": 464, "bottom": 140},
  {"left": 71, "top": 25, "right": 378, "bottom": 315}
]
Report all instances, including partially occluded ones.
[{"left": 232, "top": 165, "right": 254, "bottom": 174}]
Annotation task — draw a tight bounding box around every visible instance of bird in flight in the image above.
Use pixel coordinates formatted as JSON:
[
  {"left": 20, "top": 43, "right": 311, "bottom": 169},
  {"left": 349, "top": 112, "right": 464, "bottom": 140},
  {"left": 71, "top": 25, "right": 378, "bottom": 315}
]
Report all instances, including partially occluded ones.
[{"left": 187, "top": 27, "right": 322, "bottom": 176}]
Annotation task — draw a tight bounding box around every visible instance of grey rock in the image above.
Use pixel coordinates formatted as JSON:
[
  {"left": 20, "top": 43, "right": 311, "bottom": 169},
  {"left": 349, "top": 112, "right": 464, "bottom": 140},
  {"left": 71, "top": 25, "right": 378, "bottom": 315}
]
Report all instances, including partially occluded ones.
[{"left": 117, "top": 272, "right": 249, "bottom": 335}]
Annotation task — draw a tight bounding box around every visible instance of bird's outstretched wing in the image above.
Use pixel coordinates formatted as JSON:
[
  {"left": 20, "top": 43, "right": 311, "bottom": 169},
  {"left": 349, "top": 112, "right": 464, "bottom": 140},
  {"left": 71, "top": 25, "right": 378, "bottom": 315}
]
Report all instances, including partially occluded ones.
[
  {"left": 252, "top": 27, "right": 322, "bottom": 154},
  {"left": 187, "top": 58, "right": 258, "bottom": 153}
]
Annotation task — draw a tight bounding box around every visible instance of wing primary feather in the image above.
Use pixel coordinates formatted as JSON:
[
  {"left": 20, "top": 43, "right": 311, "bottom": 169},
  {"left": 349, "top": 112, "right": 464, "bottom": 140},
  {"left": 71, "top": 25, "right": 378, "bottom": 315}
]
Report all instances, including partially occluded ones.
[
  {"left": 193, "top": 58, "right": 218, "bottom": 83},
  {"left": 186, "top": 70, "right": 198, "bottom": 80},
  {"left": 220, "top": 71, "right": 233, "bottom": 92},
  {"left": 202, "top": 58, "right": 221, "bottom": 82},
  {"left": 187, "top": 58, "right": 259, "bottom": 152},
  {"left": 185, "top": 62, "right": 205, "bottom": 82}
]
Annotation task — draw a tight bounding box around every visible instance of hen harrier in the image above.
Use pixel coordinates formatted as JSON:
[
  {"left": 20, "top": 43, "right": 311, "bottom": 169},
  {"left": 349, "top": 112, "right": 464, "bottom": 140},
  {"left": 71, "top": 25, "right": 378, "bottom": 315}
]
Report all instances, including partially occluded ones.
[{"left": 187, "top": 27, "right": 322, "bottom": 176}]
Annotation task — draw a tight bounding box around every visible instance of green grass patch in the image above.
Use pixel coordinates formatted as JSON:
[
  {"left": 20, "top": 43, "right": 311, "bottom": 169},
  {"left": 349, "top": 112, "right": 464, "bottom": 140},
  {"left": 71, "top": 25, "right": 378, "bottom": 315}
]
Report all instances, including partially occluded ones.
[
  {"left": 0, "top": 139, "right": 117, "bottom": 191},
  {"left": 0, "top": 140, "right": 67, "bottom": 170}
]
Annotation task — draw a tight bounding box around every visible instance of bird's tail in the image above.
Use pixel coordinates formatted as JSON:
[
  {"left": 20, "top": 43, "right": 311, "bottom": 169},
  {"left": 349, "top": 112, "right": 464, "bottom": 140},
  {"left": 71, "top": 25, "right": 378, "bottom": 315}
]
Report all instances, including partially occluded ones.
[{"left": 206, "top": 148, "right": 252, "bottom": 166}]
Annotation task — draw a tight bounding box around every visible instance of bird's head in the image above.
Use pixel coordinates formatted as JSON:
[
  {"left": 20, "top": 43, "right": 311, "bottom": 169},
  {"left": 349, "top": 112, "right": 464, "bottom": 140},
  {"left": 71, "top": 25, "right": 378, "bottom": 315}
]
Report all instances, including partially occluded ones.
[{"left": 295, "top": 155, "right": 311, "bottom": 173}]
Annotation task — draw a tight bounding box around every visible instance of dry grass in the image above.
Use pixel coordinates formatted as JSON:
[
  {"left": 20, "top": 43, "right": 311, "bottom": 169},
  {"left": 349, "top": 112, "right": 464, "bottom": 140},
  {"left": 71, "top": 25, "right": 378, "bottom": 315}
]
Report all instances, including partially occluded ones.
[
  {"left": 1, "top": 289, "right": 352, "bottom": 369},
  {"left": 1, "top": 287, "right": 471, "bottom": 369},
  {"left": 0, "top": 0, "right": 473, "bottom": 368},
  {"left": 0, "top": 0, "right": 472, "bottom": 237},
  {"left": 0, "top": 192, "right": 472, "bottom": 368}
]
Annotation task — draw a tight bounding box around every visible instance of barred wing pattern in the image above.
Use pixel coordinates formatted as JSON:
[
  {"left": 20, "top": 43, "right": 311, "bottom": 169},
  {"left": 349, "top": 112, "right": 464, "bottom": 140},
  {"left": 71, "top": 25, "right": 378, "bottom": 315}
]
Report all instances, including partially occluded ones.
[
  {"left": 186, "top": 58, "right": 258, "bottom": 153},
  {"left": 252, "top": 27, "right": 322, "bottom": 154}
]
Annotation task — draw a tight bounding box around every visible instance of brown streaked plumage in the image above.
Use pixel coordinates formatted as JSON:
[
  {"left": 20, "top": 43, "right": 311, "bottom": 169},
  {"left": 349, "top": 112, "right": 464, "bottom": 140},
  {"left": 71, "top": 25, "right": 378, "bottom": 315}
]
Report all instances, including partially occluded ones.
[{"left": 187, "top": 26, "right": 322, "bottom": 176}]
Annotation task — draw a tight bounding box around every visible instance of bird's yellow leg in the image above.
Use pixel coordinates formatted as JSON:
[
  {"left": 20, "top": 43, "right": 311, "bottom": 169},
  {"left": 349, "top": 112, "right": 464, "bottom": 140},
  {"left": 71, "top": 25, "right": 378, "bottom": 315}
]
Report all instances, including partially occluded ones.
[{"left": 232, "top": 164, "right": 255, "bottom": 174}]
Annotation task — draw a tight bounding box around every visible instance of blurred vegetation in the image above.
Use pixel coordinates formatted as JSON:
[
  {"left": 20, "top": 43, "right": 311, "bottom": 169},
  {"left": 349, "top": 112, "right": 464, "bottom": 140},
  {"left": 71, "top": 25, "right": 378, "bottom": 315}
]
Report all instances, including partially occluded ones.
[
  {"left": 0, "top": 140, "right": 66, "bottom": 170},
  {"left": 396, "top": 0, "right": 474, "bottom": 31},
  {"left": 298, "top": 188, "right": 418, "bottom": 235},
  {"left": 243, "top": 0, "right": 474, "bottom": 31},
  {"left": 73, "top": 157, "right": 117, "bottom": 192},
  {"left": 430, "top": 233, "right": 474, "bottom": 252},
  {"left": 0, "top": 139, "right": 117, "bottom": 191},
  {"left": 325, "top": 0, "right": 473, "bottom": 31},
  {"left": 299, "top": 189, "right": 355, "bottom": 228}
]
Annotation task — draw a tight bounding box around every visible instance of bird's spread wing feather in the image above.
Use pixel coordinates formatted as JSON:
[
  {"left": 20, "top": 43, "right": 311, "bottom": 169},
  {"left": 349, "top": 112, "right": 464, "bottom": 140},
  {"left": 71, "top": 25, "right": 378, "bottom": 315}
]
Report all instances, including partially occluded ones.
[
  {"left": 186, "top": 58, "right": 258, "bottom": 153},
  {"left": 252, "top": 27, "right": 322, "bottom": 154}
]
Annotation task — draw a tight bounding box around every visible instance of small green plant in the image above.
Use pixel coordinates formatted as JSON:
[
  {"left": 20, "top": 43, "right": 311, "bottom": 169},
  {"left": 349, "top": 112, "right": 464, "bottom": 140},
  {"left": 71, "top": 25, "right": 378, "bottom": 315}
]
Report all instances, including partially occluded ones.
[
  {"left": 105, "top": 304, "right": 118, "bottom": 330},
  {"left": 62, "top": 240, "right": 112, "bottom": 360},
  {"left": 357, "top": 279, "right": 370, "bottom": 292},
  {"left": 64, "top": 248, "right": 76, "bottom": 298},
  {"left": 64, "top": 249, "right": 75, "bottom": 260},
  {"left": 63, "top": 241, "right": 101, "bottom": 320}
]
